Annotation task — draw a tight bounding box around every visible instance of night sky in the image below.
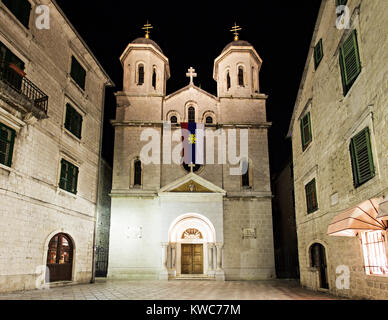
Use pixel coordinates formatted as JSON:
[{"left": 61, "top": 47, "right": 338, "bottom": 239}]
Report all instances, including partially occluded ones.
[{"left": 55, "top": 0, "right": 322, "bottom": 174}]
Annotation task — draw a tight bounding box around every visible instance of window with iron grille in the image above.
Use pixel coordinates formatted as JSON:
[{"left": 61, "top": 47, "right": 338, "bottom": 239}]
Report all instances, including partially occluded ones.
[
  {"left": 2, "top": 0, "right": 31, "bottom": 28},
  {"left": 64, "top": 103, "right": 83, "bottom": 139},
  {"left": 339, "top": 30, "right": 361, "bottom": 95},
  {"left": 138, "top": 64, "right": 144, "bottom": 85},
  {"left": 70, "top": 56, "right": 86, "bottom": 90},
  {"left": 350, "top": 127, "right": 375, "bottom": 187},
  {"left": 134, "top": 159, "right": 142, "bottom": 186},
  {"left": 361, "top": 231, "right": 388, "bottom": 276},
  {"left": 300, "top": 112, "right": 312, "bottom": 151},
  {"left": 314, "top": 39, "right": 324, "bottom": 69},
  {"left": 0, "top": 122, "right": 16, "bottom": 167},
  {"left": 59, "top": 159, "right": 79, "bottom": 194},
  {"left": 305, "top": 178, "right": 318, "bottom": 214}
]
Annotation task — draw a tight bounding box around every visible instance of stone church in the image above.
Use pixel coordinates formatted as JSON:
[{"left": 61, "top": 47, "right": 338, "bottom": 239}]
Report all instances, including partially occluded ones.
[{"left": 108, "top": 26, "right": 275, "bottom": 280}]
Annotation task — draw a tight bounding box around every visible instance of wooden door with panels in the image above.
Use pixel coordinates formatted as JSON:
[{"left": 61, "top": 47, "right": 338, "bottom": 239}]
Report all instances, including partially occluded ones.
[{"left": 181, "top": 244, "right": 203, "bottom": 274}]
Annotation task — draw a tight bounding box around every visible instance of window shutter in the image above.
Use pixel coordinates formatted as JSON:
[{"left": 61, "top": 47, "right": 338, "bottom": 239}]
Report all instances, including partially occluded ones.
[
  {"left": 350, "top": 127, "right": 375, "bottom": 187},
  {"left": 59, "top": 159, "right": 68, "bottom": 190},
  {"left": 72, "top": 165, "right": 79, "bottom": 194},
  {"left": 300, "top": 112, "right": 312, "bottom": 151},
  {"left": 70, "top": 56, "right": 86, "bottom": 90},
  {"left": 305, "top": 179, "right": 318, "bottom": 214},
  {"left": 314, "top": 39, "right": 323, "bottom": 69},
  {"left": 0, "top": 123, "right": 16, "bottom": 167},
  {"left": 339, "top": 30, "right": 361, "bottom": 95}
]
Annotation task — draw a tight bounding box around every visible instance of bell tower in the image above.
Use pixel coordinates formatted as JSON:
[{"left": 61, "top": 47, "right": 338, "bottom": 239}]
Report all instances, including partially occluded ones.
[{"left": 213, "top": 24, "right": 262, "bottom": 98}]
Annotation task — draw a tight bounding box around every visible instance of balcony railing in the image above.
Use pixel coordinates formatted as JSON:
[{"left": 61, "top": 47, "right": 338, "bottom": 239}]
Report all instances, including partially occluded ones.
[{"left": 0, "top": 64, "right": 48, "bottom": 115}]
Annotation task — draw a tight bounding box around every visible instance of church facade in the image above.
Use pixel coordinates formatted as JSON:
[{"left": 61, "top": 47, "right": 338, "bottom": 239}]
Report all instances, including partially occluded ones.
[{"left": 108, "top": 31, "right": 275, "bottom": 280}]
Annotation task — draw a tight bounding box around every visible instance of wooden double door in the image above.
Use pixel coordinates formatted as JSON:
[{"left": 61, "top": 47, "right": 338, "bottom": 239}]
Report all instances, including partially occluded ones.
[{"left": 181, "top": 244, "right": 203, "bottom": 274}]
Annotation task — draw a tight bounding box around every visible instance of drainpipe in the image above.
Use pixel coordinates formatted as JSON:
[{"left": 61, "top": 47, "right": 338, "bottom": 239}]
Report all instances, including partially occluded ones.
[{"left": 91, "top": 83, "right": 108, "bottom": 283}]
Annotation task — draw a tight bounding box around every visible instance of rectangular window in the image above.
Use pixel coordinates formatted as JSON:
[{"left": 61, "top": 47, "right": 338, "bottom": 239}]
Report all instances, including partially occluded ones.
[
  {"left": 305, "top": 178, "right": 318, "bottom": 214},
  {"left": 64, "top": 103, "right": 83, "bottom": 139},
  {"left": 300, "top": 112, "right": 312, "bottom": 151},
  {"left": 339, "top": 30, "right": 361, "bottom": 95},
  {"left": 2, "top": 0, "right": 31, "bottom": 28},
  {"left": 361, "top": 231, "right": 388, "bottom": 276},
  {"left": 59, "top": 159, "right": 79, "bottom": 194},
  {"left": 0, "top": 122, "right": 16, "bottom": 167},
  {"left": 314, "top": 39, "right": 323, "bottom": 69},
  {"left": 70, "top": 56, "right": 86, "bottom": 90},
  {"left": 350, "top": 127, "right": 375, "bottom": 187}
]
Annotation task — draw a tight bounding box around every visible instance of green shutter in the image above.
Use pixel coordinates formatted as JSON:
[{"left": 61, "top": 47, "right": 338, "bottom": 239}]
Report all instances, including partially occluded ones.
[
  {"left": 70, "top": 56, "right": 86, "bottom": 90},
  {"left": 314, "top": 39, "right": 323, "bottom": 69},
  {"left": 0, "top": 123, "right": 16, "bottom": 167},
  {"left": 300, "top": 112, "right": 312, "bottom": 151},
  {"left": 339, "top": 30, "right": 361, "bottom": 95},
  {"left": 64, "top": 103, "right": 82, "bottom": 139},
  {"left": 350, "top": 127, "right": 375, "bottom": 187},
  {"left": 59, "top": 159, "right": 79, "bottom": 194},
  {"left": 305, "top": 179, "right": 318, "bottom": 214}
]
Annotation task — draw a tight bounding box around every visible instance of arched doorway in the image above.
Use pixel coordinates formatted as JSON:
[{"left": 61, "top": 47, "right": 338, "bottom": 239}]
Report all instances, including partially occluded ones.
[
  {"left": 168, "top": 213, "right": 217, "bottom": 277},
  {"left": 310, "top": 243, "right": 328, "bottom": 289},
  {"left": 46, "top": 233, "right": 73, "bottom": 282}
]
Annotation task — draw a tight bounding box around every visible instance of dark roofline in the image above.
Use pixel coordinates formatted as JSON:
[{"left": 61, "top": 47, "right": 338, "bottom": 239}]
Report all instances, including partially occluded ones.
[{"left": 51, "top": 0, "right": 115, "bottom": 87}]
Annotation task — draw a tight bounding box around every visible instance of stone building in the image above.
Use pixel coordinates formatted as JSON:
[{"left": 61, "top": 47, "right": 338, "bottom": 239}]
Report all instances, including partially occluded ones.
[
  {"left": 108, "top": 29, "right": 275, "bottom": 280},
  {"left": 288, "top": 0, "right": 388, "bottom": 299},
  {"left": 0, "top": 0, "right": 113, "bottom": 292}
]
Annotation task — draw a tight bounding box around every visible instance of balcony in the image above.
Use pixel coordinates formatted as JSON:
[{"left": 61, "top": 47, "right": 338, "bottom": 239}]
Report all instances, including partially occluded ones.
[{"left": 0, "top": 63, "right": 48, "bottom": 119}]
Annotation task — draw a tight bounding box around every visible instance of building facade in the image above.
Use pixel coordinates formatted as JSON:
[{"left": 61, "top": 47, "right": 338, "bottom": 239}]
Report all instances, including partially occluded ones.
[
  {"left": 288, "top": 0, "right": 388, "bottom": 299},
  {"left": 0, "top": 0, "right": 112, "bottom": 292},
  {"left": 108, "top": 33, "right": 275, "bottom": 280}
]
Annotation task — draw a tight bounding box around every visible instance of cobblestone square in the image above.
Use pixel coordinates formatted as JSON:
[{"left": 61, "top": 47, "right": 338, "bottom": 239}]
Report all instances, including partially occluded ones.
[{"left": 0, "top": 279, "right": 344, "bottom": 300}]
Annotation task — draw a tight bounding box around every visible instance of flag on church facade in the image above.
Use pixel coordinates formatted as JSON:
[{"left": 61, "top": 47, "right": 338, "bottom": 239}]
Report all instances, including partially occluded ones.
[{"left": 181, "top": 122, "right": 204, "bottom": 165}]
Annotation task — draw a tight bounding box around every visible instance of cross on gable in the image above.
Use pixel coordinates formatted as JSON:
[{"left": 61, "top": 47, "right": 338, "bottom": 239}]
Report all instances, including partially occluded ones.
[
  {"left": 186, "top": 67, "right": 197, "bottom": 85},
  {"left": 188, "top": 162, "right": 196, "bottom": 173}
]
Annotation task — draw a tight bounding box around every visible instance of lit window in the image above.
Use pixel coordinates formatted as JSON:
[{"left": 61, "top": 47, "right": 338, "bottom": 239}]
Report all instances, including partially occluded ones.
[{"left": 361, "top": 231, "right": 388, "bottom": 276}]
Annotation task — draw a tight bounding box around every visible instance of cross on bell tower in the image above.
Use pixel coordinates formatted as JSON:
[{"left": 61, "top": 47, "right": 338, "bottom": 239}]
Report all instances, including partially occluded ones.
[{"left": 186, "top": 67, "right": 197, "bottom": 85}]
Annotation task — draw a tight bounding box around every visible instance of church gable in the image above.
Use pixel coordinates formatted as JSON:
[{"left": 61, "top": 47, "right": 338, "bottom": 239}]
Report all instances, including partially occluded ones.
[
  {"left": 158, "top": 172, "right": 226, "bottom": 195},
  {"left": 163, "top": 85, "right": 219, "bottom": 123}
]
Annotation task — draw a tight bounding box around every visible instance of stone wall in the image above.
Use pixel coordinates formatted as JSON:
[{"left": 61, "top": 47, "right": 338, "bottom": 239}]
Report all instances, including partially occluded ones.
[
  {"left": 0, "top": 0, "right": 111, "bottom": 292},
  {"left": 290, "top": 0, "right": 388, "bottom": 299}
]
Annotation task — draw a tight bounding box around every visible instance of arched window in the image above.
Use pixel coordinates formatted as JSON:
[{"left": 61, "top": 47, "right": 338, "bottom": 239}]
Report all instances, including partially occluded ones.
[
  {"left": 46, "top": 233, "right": 73, "bottom": 282},
  {"left": 226, "top": 71, "right": 231, "bottom": 90},
  {"left": 134, "top": 159, "right": 142, "bottom": 186},
  {"left": 170, "top": 115, "right": 177, "bottom": 123},
  {"left": 241, "top": 159, "right": 250, "bottom": 188},
  {"left": 137, "top": 64, "right": 144, "bottom": 85},
  {"left": 206, "top": 116, "right": 213, "bottom": 124},
  {"left": 238, "top": 66, "right": 244, "bottom": 87},
  {"left": 188, "top": 106, "right": 195, "bottom": 123},
  {"left": 152, "top": 68, "right": 157, "bottom": 89}
]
